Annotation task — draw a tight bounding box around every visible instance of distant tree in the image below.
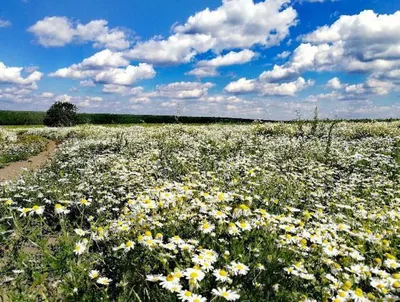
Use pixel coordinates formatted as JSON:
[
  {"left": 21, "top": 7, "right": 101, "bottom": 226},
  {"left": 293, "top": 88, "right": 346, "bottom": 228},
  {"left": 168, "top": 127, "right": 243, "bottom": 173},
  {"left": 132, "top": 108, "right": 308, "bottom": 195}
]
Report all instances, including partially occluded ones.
[{"left": 43, "top": 101, "right": 77, "bottom": 127}]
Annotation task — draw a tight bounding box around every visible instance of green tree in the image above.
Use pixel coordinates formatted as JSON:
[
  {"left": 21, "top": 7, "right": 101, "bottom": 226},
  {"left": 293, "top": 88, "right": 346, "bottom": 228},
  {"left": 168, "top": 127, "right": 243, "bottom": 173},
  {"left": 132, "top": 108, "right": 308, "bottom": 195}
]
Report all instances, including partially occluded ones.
[{"left": 43, "top": 101, "right": 77, "bottom": 127}]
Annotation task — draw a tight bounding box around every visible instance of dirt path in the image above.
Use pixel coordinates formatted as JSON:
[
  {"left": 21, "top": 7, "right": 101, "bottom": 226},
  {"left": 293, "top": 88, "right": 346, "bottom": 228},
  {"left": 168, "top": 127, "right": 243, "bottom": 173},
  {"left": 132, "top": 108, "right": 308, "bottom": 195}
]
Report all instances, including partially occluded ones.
[{"left": 0, "top": 140, "right": 57, "bottom": 182}]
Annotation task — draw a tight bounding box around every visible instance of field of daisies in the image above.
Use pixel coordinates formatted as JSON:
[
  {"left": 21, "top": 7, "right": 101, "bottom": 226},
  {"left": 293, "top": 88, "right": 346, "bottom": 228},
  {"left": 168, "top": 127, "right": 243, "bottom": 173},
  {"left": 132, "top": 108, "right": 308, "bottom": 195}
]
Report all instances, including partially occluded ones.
[
  {"left": 0, "top": 128, "right": 48, "bottom": 168},
  {"left": 1, "top": 122, "right": 400, "bottom": 302}
]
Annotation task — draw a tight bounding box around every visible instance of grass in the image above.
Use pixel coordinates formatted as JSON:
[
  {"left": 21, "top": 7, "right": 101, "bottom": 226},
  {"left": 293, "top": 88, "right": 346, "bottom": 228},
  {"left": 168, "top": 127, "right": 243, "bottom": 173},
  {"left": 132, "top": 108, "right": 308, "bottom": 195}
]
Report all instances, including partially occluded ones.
[{"left": 0, "top": 122, "right": 400, "bottom": 301}]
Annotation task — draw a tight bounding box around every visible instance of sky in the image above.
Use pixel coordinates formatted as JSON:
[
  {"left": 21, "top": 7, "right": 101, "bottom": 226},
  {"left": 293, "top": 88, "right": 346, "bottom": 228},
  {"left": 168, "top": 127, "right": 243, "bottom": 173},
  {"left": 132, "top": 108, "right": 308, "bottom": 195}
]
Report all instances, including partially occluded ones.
[{"left": 0, "top": 0, "right": 400, "bottom": 120}]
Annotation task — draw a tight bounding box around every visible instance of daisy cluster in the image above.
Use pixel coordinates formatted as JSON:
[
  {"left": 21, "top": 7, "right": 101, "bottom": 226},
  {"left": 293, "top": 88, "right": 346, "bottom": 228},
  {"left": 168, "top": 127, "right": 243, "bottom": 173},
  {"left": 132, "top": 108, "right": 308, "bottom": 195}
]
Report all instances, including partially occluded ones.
[
  {"left": 0, "top": 122, "right": 400, "bottom": 301},
  {"left": 0, "top": 128, "right": 48, "bottom": 167}
]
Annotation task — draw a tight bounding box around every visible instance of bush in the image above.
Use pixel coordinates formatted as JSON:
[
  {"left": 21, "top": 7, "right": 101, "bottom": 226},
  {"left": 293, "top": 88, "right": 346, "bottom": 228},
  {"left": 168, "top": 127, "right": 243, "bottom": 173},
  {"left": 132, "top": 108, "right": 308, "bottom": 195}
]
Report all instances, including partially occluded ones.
[{"left": 43, "top": 102, "right": 77, "bottom": 127}]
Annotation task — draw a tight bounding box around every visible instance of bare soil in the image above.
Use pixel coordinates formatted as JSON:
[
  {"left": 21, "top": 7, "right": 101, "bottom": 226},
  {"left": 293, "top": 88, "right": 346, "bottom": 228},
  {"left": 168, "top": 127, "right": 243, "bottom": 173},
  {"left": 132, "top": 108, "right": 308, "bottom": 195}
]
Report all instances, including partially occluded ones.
[{"left": 0, "top": 141, "right": 57, "bottom": 182}]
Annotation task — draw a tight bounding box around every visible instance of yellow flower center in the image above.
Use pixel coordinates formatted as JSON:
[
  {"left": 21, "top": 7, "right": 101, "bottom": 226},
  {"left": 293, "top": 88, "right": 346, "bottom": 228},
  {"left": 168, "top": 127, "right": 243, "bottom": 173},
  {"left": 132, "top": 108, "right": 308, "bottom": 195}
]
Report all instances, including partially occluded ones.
[
  {"left": 184, "top": 291, "right": 192, "bottom": 297},
  {"left": 166, "top": 274, "right": 175, "bottom": 282},
  {"left": 239, "top": 204, "right": 249, "bottom": 210},
  {"left": 354, "top": 288, "right": 363, "bottom": 297},
  {"left": 219, "top": 270, "right": 228, "bottom": 277}
]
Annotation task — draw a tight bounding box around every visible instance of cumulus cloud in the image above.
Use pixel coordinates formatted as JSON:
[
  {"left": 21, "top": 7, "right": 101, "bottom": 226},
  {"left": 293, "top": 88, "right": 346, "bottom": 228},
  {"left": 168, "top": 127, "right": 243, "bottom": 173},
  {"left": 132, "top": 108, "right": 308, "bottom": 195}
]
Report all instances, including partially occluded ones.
[
  {"left": 224, "top": 76, "right": 314, "bottom": 96},
  {"left": 310, "top": 76, "right": 395, "bottom": 103},
  {"left": 102, "top": 84, "right": 144, "bottom": 96},
  {"left": 186, "top": 67, "right": 219, "bottom": 78},
  {"left": 197, "top": 49, "right": 257, "bottom": 67},
  {"left": 0, "top": 19, "right": 12, "bottom": 28},
  {"left": 174, "top": 0, "right": 296, "bottom": 50},
  {"left": 301, "top": 10, "right": 400, "bottom": 72},
  {"left": 40, "top": 92, "right": 55, "bottom": 98},
  {"left": 125, "top": 33, "right": 215, "bottom": 65},
  {"left": 151, "top": 82, "right": 214, "bottom": 99},
  {"left": 187, "top": 49, "right": 257, "bottom": 78},
  {"left": 125, "top": 0, "right": 297, "bottom": 65},
  {"left": 80, "top": 49, "right": 130, "bottom": 68},
  {"left": 325, "top": 77, "right": 343, "bottom": 90},
  {"left": 80, "top": 80, "right": 96, "bottom": 87},
  {"left": 93, "top": 64, "right": 155, "bottom": 86},
  {"left": 243, "top": 9, "right": 400, "bottom": 101},
  {"left": 28, "top": 17, "right": 131, "bottom": 49},
  {"left": 50, "top": 50, "right": 155, "bottom": 85},
  {"left": 276, "top": 51, "right": 291, "bottom": 59},
  {"left": 0, "top": 62, "right": 43, "bottom": 88},
  {"left": 224, "top": 78, "right": 257, "bottom": 94},
  {"left": 101, "top": 81, "right": 215, "bottom": 102}
]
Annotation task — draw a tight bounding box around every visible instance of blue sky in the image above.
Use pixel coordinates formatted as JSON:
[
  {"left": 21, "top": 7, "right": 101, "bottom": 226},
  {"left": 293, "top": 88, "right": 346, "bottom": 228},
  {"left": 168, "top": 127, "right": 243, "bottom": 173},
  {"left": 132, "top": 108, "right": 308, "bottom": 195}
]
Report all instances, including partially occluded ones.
[{"left": 1, "top": 0, "right": 400, "bottom": 120}]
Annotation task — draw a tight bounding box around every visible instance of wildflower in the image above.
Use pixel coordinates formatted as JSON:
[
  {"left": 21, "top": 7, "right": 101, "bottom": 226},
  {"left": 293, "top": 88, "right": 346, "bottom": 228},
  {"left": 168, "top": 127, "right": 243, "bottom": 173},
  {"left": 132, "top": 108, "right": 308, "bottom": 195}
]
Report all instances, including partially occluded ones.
[
  {"left": 89, "top": 270, "right": 99, "bottom": 279},
  {"left": 178, "top": 290, "right": 193, "bottom": 301},
  {"left": 146, "top": 274, "right": 163, "bottom": 282},
  {"left": 233, "top": 204, "right": 251, "bottom": 217},
  {"left": 213, "top": 269, "right": 231, "bottom": 282},
  {"left": 96, "top": 277, "right": 112, "bottom": 286},
  {"left": 31, "top": 205, "right": 45, "bottom": 215},
  {"left": 55, "top": 204, "right": 69, "bottom": 214},
  {"left": 74, "top": 241, "right": 87, "bottom": 255},
  {"left": 199, "top": 221, "right": 215, "bottom": 234},
  {"left": 79, "top": 198, "right": 91, "bottom": 206},
  {"left": 188, "top": 294, "right": 206, "bottom": 302},
  {"left": 184, "top": 268, "right": 205, "bottom": 283},
  {"left": 228, "top": 222, "right": 240, "bottom": 235},
  {"left": 74, "top": 228, "right": 87, "bottom": 236},
  {"left": 18, "top": 207, "right": 32, "bottom": 217},
  {"left": 160, "top": 273, "right": 180, "bottom": 291},
  {"left": 211, "top": 287, "right": 240, "bottom": 301},
  {"left": 236, "top": 220, "right": 252, "bottom": 231},
  {"left": 228, "top": 261, "right": 249, "bottom": 276}
]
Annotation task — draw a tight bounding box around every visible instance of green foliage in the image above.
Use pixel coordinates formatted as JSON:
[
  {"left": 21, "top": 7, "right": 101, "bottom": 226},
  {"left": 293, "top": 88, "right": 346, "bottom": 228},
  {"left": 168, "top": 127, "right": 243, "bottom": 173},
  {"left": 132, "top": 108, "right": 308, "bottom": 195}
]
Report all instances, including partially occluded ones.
[
  {"left": 0, "top": 110, "right": 45, "bottom": 125},
  {"left": 1, "top": 123, "right": 400, "bottom": 301},
  {"left": 43, "top": 102, "right": 78, "bottom": 127},
  {"left": 0, "top": 133, "right": 48, "bottom": 167}
]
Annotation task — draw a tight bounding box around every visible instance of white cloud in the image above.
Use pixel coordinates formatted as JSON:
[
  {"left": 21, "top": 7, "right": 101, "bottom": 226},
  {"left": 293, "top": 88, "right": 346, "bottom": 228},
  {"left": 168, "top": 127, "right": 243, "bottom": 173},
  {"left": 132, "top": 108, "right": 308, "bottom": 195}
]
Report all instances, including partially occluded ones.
[
  {"left": 0, "top": 62, "right": 43, "bottom": 87},
  {"left": 252, "top": 9, "right": 400, "bottom": 101},
  {"left": 199, "top": 95, "right": 244, "bottom": 103},
  {"left": 325, "top": 77, "right": 343, "bottom": 90},
  {"left": 301, "top": 10, "right": 400, "bottom": 72},
  {"left": 260, "top": 77, "right": 314, "bottom": 96},
  {"left": 24, "top": 66, "right": 39, "bottom": 73},
  {"left": 224, "top": 78, "right": 257, "bottom": 94},
  {"left": 94, "top": 64, "right": 155, "bottom": 85},
  {"left": 80, "top": 49, "right": 129, "bottom": 68},
  {"left": 345, "top": 78, "right": 394, "bottom": 96},
  {"left": 197, "top": 49, "right": 256, "bottom": 67},
  {"left": 276, "top": 51, "right": 291, "bottom": 59},
  {"left": 28, "top": 17, "right": 130, "bottom": 49},
  {"left": 0, "top": 19, "right": 12, "bottom": 28},
  {"left": 187, "top": 49, "right": 256, "bottom": 78},
  {"left": 152, "top": 82, "right": 214, "bottom": 99},
  {"left": 80, "top": 80, "right": 96, "bottom": 87},
  {"left": 125, "top": 0, "right": 297, "bottom": 65},
  {"left": 50, "top": 50, "right": 156, "bottom": 85},
  {"left": 311, "top": 76, "right": 395, "bottom": 103},
  {"left": 174, "top": 0, "right": 296, "bottom": 50},
  {"left": 40, "top": 92, "right": 55, "bottom": 98},
  {"left": 186, "top": 67, "right": 219, "bottom": 78},
  {"left": 102, "top": 84, "right": 144, "bottom": 96},
  {"left": 125, "top": 33, "right": 215, "bottom": 65},
  {"left": 224, "top": 76, "right": 313, "bottom": 96},
  {"left": 259, "top": 64, "right": 298, "bottom": 82},
  {"left": 129, "top": 96, "right": 151, "bottom": 104}
]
